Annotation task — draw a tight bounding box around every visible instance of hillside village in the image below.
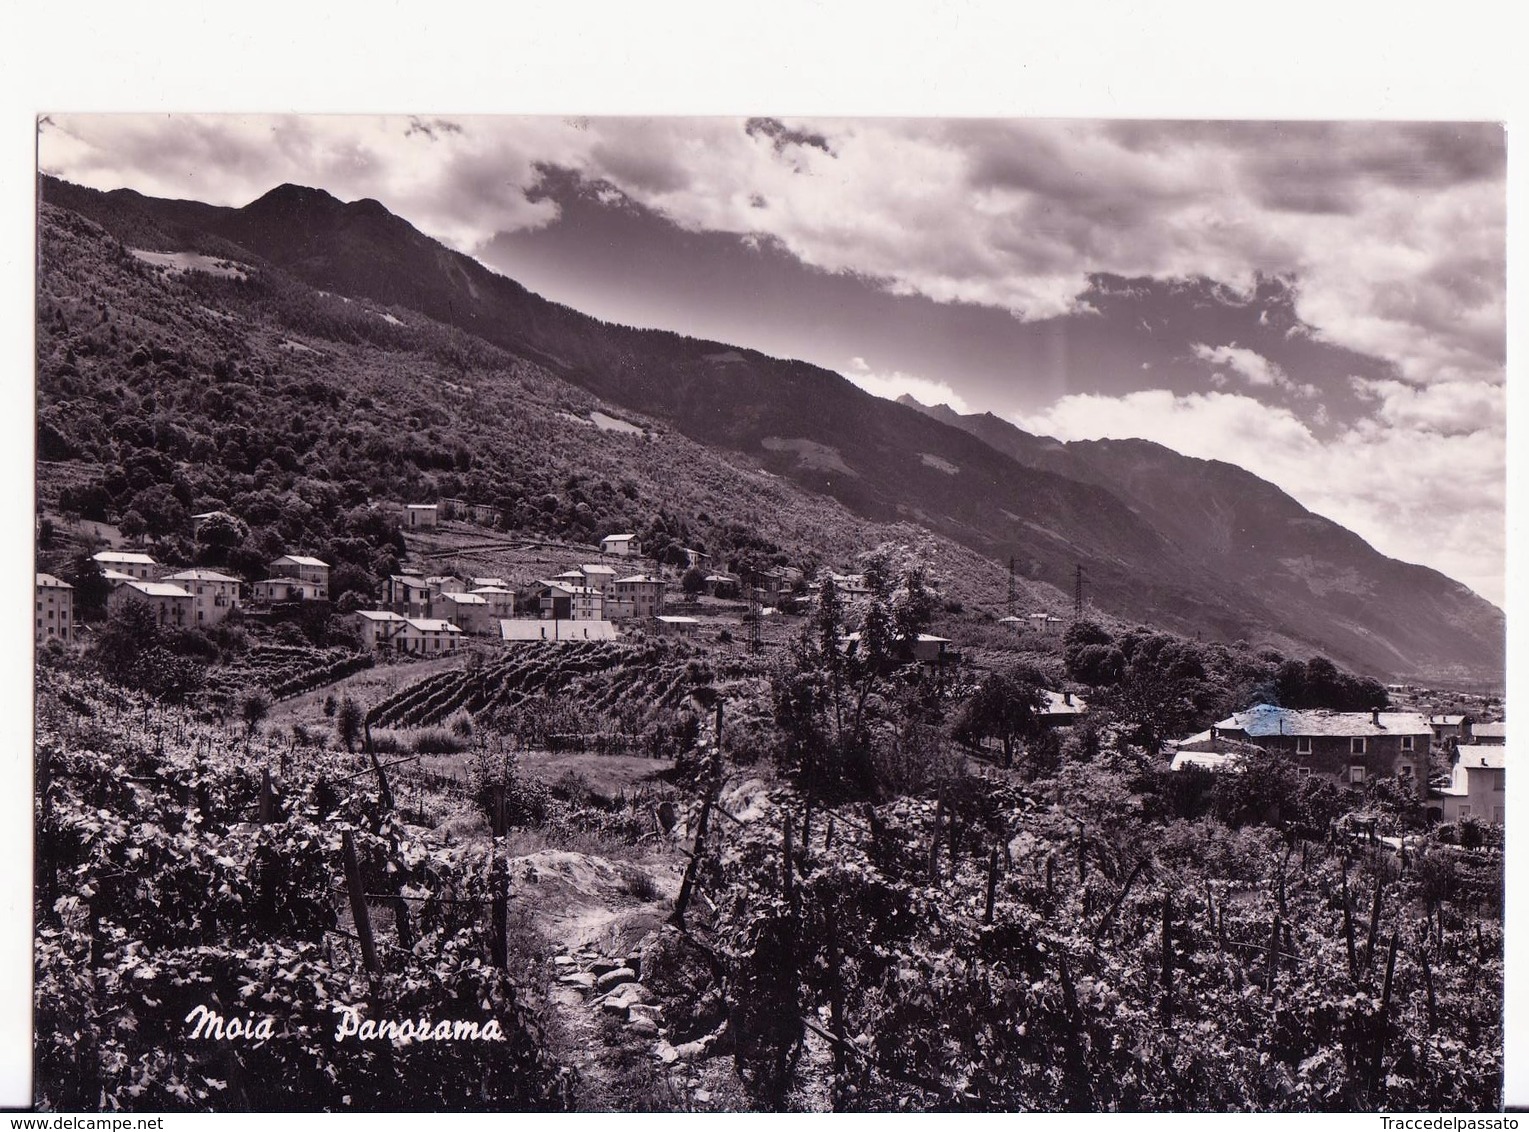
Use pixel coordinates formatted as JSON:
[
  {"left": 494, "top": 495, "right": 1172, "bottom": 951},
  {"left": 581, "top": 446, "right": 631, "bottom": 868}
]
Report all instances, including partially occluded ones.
[
  {"left": 37, "top": 497, "right": 1506, "bottom": 825},
  {"left": 30, "top": 175, "right": 1508, "bottom": 1113}
]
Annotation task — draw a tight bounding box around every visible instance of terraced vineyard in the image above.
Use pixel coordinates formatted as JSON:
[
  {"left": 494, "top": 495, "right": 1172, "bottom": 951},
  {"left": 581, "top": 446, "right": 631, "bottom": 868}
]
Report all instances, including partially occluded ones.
[
  {"left": 367, "top": 640, "right": 718, "bottom": 738},
  {"left": 205, "top": 645, "right": 374, "bottom": 703}
]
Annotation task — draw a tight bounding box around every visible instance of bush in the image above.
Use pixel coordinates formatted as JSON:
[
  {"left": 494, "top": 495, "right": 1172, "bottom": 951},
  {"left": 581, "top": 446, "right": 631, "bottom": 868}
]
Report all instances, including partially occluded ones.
[
  {"left": 368, "top": 729, "right": 406, "bottom": 755},
  {"left": 413, "top": 728, "right": 466, "bottom": 755}
]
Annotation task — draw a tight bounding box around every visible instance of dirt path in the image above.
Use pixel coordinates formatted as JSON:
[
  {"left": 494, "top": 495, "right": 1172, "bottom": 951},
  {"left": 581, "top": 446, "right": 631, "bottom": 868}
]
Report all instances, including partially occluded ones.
[{"left": 508, "top": 847, "right": 687, "bottom": 1108}]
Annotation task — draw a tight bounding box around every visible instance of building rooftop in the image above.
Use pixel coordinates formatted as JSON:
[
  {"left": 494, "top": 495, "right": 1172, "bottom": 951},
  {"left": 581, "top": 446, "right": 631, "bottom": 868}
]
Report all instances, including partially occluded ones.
[
  {"left": 260, "top": 576, "right": 309, "bottom": 587},
  {"left": 655, "top": 615, "right": 700, "bottom": 624},
  {"left": 405, "top": 618, "right": 463, "bottom": 633},
  {"left": 1430, "top": 714, "right": 1468, "bottom": 726},
  {"left": 440, "top": 592, "right": 488, "bottom": 604},
  {"left": 500, "top": 618, "right": 618, "bottom": 640},
  {"left": 94, "top": 550, "right": 157, "bottom": 565},
  {"left": 1216, "top": 704, "right": 1432, "bottom": 738},
  {"left": 1474, "top": 722, "right": 1507, "bottom": 739},
  {"left": 580, "top": 564, "right": 618, "bottom": 575},
  {"left": 126, "top": 581, "right": 193, "bottom": 598},
  {"left": 273, "top": 555, "right": 328, "bottom": 568},
  {"left": 1454, "top": 744, "right": 1505, "bottom": 769},
  {"left": 541, "top": 580, "right": 601, "bottom": 595},
  {"left": 1170, "top": 751, "right": 1239, "bottom": 772},
  {"left": 406, "top": 503, "right": 438, "bottom": 510},
  {"left": 615, "top": 574, "right": 663, "bottom": 584},
  {"left": 602, "top": 533, "right": 637, "bottom": 542},
  {"left": 36, "top": 573, "right": 72, "bottom": 589},
  {"left": 392, "top": 574, "right": 430, "bottom": 588},
  {"left": 1041, "top": 690, "right": 1087, "bottom": 716},
  {"left": 357, "top": 610, "right": 407, "bottom": 622},
  {"left": 164, "top": 569, "right": 241, "bottom": 583}
]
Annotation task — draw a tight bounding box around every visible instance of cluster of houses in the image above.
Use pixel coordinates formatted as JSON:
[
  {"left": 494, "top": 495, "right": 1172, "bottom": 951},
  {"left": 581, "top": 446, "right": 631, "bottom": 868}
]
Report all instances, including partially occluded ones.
[
  {"left": 1170, "top": 704, "right": 1507, "bottom": 825},
  {"left": 358, "top": 555, "right": 678, "bottom": 654},
  {"left": 34, "top": 551, "right": 334, "bottom": 639},
  {"left": 35, "top": 551, "right": 321, "bottom": 644}
]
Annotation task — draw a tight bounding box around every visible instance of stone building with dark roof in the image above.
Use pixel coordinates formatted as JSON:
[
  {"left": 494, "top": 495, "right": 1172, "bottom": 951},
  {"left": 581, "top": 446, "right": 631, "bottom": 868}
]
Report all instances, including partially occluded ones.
[{"left": 1209, "top": 704, "right": 1432, "bottom": 797}]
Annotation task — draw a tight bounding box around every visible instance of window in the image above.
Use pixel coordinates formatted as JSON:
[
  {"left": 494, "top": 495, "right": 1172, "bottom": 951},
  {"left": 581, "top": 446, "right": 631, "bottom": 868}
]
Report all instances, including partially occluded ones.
[
  {"left": 1295, "top": 737, "right": 1312, "bottom": 754},
  {"left": 1401, "top": 736, "right": 1414, "bottom": 751},
  {"left": 1459, "top": 805, "right": 1472, "bottom": 818},
  {"left": 1295, "top": 766, "right": 1311, "bottom": 776},
  {"left": 1350, "top": 737, "right": 1367, "bottom": 755},
  {"left": 1349, "top": 765, "right": 1367, "bottom": 784},
  {"left": 1494, "top": 772, "right": 1505, "bottom": 793},
  {"left": 1398, "top": 764, "right": 1413, "bottom": 779}
]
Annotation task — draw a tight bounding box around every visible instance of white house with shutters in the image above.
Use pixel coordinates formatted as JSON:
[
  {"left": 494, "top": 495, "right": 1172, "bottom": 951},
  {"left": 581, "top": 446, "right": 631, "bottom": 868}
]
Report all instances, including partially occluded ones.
[
  {"left": 93, "top": 550, "right": 157, "bottom": 581},
  {"left": 162, "top": 568, "right": 242, "bottom": 627},
  {"left": 35, "top": 573, "right": 74, "bottom": 645}
]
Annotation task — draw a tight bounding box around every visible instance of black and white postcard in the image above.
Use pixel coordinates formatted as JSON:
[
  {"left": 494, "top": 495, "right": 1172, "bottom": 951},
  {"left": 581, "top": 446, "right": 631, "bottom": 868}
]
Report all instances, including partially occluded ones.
[{"left": 16, "top": 11, "right": 1516, "bottom": 1117}]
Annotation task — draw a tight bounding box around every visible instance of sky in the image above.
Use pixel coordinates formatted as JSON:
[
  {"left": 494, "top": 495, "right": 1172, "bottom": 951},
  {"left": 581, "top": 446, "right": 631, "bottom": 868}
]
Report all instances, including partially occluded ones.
[{"left": 37, "top": 114, "right": 1507, "bottom": 605}]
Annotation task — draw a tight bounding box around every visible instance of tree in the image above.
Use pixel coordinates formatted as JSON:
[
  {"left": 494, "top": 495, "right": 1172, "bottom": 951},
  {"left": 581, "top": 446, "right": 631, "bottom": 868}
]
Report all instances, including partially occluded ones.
[
  {"left": 240, "top": 688, "right": 272, "bottom": 747},
  {"left": 1212, "top": 750, "right": 1302, "bottom": 828},
  {"left": 88, "top": 600, "right": 206, "bottom": 704},
  {"left": 336, "top": 697, "right": 365, "bottom": 752},
  {"left": 954, "top": 665, "right": 1049, "bottom": 769},
  {"left": 64, "top": 552, "right": 111, "bottom": 621},
  {"left": 129, "top": 483, "right": 189, "bottom": 537},
  {"left": 1064, "top": 620, "right": 1124, "bottom": 686},
  {"left": 118, "top": 509, "right": 148, "bottom": 540},
  {"left": 193, "top": 510, "right": 249, "bottom": 565},
  {"left": 681, "top": 565, "right": 707, "bottom": 595}
]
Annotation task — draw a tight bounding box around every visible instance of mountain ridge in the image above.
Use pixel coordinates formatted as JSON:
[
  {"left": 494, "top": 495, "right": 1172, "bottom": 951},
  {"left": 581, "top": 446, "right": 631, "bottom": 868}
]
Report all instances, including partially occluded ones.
[{"left": 37, "top": 175, "right": 1505, "bottom": 685}]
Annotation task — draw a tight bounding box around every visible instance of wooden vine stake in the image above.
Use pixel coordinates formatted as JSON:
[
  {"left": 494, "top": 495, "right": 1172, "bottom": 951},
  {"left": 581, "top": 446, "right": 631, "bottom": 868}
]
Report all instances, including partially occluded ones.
[
  {"left": 1160, "top": 892, "right": 1175, "bottom": 1025},
  {"left": 983, "top": 845, "right": 1000, "bottom": 926},
  {"left": 671, "top": 795, "right": 713, "bottom": 929},
  {"left": 927, "top": 788, "right": 944, "bottom": 883},
  {"left": 341, "top": 830, "right": 380, "bottom": 976},
  {"left": 258, "top": 768, "right": 274, "bottom": 825},
  {"left": 364, "top": 721, "right": 395, "bottom": 812},
  {"left": 1341, "top": 863, "right": 1358, "bottom": 979},
  {"left": 1371, "top": 931, "right": 1399, "bottom": 1100},
  {"left": 489, "top": 845, "right": 509, "bottom": 970},
  {"left": 1365, "top": 874, "right": 1385, "bottom": 973},
  {"left": 1417, "top": 941, "right": 1437, "bottom": 1034},
  {"left": 782, "top": 812, "right": 796, "bottom": 907},
  {"left": 1265, "top": 911, "right": 1282, "bottom": 992}
]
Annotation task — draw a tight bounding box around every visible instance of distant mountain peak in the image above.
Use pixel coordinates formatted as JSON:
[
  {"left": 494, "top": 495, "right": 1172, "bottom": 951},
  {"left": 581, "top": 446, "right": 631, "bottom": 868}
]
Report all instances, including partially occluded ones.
[{"left": 245, "top": 183, "right": 345, "bottom": 214}]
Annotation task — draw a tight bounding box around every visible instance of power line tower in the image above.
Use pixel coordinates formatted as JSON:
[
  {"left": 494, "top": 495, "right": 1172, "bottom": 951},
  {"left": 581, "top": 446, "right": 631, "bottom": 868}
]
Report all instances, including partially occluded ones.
[
  {"left": 1073, "top": 563, "right": 1087, "bottom": 620},
  {"left": 1006, "top": 556, "right": 1017, "bottom": 618}
]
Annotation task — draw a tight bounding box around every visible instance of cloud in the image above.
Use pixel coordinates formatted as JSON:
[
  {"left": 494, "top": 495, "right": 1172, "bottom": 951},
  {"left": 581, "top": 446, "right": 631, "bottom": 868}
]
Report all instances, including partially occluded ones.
[
  {"left": 1191, "top": 342, "right": 1287, "bottom": 388},
  {"left": 37, "top": 116, "right": 1505, "bottom": 396},
  {"left": 1349, "top": 377, "right": 1505, "bottom": 435},
  {"left": 1015, "top": 389, "right": 1505, "bottom": 606},
  {"left": 843, "top": 365, "right": 971, "bottom": 414}
]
